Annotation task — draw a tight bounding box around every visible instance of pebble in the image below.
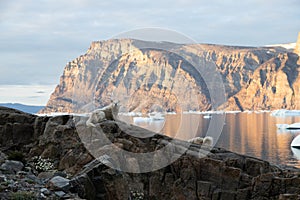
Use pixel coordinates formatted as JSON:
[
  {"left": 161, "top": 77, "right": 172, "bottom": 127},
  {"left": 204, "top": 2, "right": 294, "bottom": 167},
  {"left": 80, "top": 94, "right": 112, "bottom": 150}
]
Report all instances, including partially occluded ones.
[{"left": 40, "top": 187, "right": 51, "bottom": 195}]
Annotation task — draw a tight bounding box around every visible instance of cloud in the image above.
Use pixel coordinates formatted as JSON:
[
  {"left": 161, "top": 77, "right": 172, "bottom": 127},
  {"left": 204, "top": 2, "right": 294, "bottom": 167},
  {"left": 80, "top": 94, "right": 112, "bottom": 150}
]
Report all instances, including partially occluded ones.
[
  {"left": 36, "top": 91, "right": 46, "bottom": 94},
  {"left": 0, "top": 0, "right": 299, "bottom": 88},
  {"left": 0, "top": 85, "right": 55, "bottom": 105}
]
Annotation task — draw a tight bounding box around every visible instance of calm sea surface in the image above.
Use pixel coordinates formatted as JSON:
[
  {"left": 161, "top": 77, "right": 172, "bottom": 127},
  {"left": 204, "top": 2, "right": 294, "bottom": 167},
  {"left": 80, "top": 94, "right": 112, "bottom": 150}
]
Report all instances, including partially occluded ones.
[{"left": 120, "top": 112, "right": 300, "bottom": 168}]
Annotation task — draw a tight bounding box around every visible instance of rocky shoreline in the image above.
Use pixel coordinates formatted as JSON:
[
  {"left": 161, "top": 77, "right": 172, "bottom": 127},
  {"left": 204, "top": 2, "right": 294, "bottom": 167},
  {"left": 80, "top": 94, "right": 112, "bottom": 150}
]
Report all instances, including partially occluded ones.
[{"left": 0, "top": 106, "right": 300, "bottom": 199}]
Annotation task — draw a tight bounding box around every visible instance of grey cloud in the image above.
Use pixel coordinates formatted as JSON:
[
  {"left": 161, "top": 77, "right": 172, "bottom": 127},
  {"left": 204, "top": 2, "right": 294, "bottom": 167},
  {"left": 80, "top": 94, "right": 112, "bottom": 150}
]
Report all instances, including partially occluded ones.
[
  {"left": 0, "top": 0, "right": 299, "bottom": 86},
  {"left": 36, "top": 91, "right": 45, "bottom": 94},
  {"left": 28, "top": 96, "right": 40, "bottom": 99}
]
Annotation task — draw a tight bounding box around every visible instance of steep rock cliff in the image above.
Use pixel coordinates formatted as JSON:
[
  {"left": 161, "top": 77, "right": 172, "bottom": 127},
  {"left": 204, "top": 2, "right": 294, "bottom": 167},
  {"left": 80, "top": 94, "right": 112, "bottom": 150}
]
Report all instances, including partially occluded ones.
[
  {"left": 221, "top": 52, "right": 300, "bottom": 110},
  {"left": 294, "top": 32, "right": 300, "bottom": 56},
  {"left": 40, "top": 39, "right": 299, "bottom": 113}
]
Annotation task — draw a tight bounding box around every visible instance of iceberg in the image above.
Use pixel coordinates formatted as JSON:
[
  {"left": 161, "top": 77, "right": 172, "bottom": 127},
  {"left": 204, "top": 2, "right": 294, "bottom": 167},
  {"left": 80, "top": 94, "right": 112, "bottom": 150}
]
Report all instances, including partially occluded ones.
[
  {"left": 203, "top": 115, "right": 211, "bottom": 119},
  {"left": 291, "top": 146, "right": 300, "bottom": 160},
  {"left": 291, "top": 135, "right": 300, "bottom": 148},
  {"left": 271, "top": 110, "right": 300, "bottom": 117},
  {"left": 148, "top": 112, "right": 165, "bottom": 120},
  {"left": 277, "top": 123, "right": 300, "bottom": 130},
  {"left": 133, "top": 117, "right": 151, "bottom": 123}
]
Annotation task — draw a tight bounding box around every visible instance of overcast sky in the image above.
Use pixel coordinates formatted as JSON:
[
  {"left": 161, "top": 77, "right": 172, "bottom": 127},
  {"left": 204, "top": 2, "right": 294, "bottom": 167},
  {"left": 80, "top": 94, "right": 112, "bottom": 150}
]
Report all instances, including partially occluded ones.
[{"left": 0, "top": 0, "right": 299, "bottom": 105}]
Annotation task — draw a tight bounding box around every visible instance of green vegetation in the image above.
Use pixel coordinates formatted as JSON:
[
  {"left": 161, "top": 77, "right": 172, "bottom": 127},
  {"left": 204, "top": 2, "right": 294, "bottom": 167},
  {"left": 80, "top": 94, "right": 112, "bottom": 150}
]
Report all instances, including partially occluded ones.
[{"left": 10, "top": 191, "right": 36, "bottom": 200}]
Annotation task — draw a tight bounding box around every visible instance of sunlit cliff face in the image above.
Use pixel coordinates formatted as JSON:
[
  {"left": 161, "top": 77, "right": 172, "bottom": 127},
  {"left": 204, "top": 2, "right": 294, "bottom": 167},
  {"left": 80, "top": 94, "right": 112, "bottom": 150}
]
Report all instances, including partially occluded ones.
[
  {"left": 40, "top": 39, "right": 300, "bottom": 114},
  {"left": 294, "top": 32, "right": 300, "bottom": 57}
]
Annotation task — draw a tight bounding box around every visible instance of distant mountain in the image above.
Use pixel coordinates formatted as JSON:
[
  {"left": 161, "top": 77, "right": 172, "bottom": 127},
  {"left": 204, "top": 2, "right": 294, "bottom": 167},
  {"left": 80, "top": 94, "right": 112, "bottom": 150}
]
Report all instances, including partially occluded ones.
[
  {"left": 40, "top": 36, "right": 300, "bottom": 113},
  {"left": 0, "top": 103, "right": 44, "bottom": 114}
]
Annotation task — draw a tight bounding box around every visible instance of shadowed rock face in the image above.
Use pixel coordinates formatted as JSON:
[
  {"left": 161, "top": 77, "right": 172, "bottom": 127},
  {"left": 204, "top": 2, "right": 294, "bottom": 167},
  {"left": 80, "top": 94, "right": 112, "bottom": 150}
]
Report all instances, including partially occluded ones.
[
  {"left": 40, "top": 39, "right": 300, "bottom": 113},
  {"left": 1, "top": 107, "right": 300, "bottom": 200},
  {"left": 0, "top": 107, "right": 93, "bottom": 174},
  {"left": 221, "top": 52, "right": 300, "bottom": 110}
]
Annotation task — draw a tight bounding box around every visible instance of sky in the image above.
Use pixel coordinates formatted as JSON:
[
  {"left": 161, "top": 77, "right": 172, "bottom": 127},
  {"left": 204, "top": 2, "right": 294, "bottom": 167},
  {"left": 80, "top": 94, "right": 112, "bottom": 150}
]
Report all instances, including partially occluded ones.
[{"left": 0, "top": 0, "right": 300, "bottom": 105}]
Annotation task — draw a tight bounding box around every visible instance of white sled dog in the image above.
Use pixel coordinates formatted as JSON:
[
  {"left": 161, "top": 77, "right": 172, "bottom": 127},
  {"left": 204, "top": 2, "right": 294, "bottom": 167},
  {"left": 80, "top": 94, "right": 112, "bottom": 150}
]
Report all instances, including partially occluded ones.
[{"left": 86, "top": 102, "right": 120, "bottom": 127}]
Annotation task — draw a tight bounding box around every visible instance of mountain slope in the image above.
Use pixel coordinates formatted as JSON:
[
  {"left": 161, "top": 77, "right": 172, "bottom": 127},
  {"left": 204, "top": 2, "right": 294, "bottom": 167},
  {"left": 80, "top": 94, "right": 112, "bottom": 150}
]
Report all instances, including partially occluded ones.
[
  {"left": 220, "top": 52, "right": 300, "bottom": 110},
  {"left": 40, "top": 39, "right": 300, "bottom": 113}
]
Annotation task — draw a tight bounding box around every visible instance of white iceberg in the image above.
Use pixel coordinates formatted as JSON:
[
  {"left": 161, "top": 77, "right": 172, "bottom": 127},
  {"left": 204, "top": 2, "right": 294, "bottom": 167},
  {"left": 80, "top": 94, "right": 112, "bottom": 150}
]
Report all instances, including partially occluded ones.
[
  {"left": 277, "top": 123, "right": 300, "bottom": 130},
  {"left": 271, "top": 110, "right": 300, "bottom": 117},
  {"left": 291, "top": 135, "right": 300, "bottom": 148},
  {"left": 203, "top": 115, "right": 211, "bottom": 119},
  {"left": 133, "top": 117, "right": 151, "bottom": 123},
  {"left": 148, "top": 112, "right": 165, "bottom": 120},
  {"left": 291, "top": 146, "right": 300, "bottom": 160}
]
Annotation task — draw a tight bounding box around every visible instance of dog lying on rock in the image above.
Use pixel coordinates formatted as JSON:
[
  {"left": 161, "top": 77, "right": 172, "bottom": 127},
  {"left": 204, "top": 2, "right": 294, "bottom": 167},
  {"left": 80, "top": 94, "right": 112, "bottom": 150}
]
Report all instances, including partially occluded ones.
[
  {"left": 188, "top": 136, "right": 213, "bottom": 146},
  {"left": 86, "top": 102, "right": 120, "bottom": 127}
]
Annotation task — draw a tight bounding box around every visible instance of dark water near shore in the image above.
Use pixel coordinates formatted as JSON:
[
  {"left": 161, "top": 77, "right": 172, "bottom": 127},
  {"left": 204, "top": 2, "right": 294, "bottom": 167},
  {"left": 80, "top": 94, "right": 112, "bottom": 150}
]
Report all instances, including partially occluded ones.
[{"left": 120, "top": 112, "right": 300, "bottom": 168}]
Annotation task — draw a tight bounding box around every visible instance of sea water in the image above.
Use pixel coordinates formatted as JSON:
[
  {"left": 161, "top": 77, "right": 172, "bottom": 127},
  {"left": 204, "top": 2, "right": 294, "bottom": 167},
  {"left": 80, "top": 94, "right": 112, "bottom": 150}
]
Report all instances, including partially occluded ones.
[{"left": 120, "top": 112, "right": 300, "bottom": 168}]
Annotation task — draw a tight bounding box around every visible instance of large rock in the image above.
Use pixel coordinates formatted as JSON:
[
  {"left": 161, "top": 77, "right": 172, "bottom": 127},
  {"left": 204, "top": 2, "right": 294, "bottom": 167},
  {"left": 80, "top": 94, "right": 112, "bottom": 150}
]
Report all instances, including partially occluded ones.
[
  {"left": 1, "top": 107, "right": 300, "bottom": 199},
  {"left": 0, "top": 107, "right": 93, "bottom": 174},
  {"left": 69, "top": 120, "right": 300, "bottom": 200},
  {"left": 71, "top": 142, "right": 300, "bottom": 200},
  {"left": 0, "top": 107, "right": 37, "bottom": 149},
  {"left": 47, "top": 176, "right": 70, "bottom": 191},
  {"left": 0, "top": 160, "right": 24, "bottom": 174}
]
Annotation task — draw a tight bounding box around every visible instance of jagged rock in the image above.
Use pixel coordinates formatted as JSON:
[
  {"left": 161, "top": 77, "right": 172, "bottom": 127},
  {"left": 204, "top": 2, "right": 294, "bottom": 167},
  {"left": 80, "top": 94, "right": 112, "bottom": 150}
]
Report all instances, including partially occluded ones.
[
  {"left": 48, "top": 176, "right": 70, "bottom": 191},
  {"left": 0, "top": 107, "right": 93, "bottom": 175},
  {"left": 70, "top": 173, "right": 96, "bottom": 200},
  {"left": 66, "top": 118, "right": 300, "bottom": 199},
  {"left": 0, "top": 160, "right": 24, "bottom": 174},
  {"left": 0, "top": 107, "right": 37, "bottom": 150},
  {"left": 1, "top": 107, "right": 300, "bottom": 199},
  {"left": 70, "top": 145, "right": 300, "bottom": 200}
]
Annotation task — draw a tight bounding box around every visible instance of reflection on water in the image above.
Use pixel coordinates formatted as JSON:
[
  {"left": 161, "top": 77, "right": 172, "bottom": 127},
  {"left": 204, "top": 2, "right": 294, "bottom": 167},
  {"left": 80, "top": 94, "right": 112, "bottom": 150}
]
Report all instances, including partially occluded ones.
[
  {"left": 213, "top": 113, "right": 300, "bottom": 168},
  {"left": 120, "top": 112, "right": 300, "bottom": 168}
]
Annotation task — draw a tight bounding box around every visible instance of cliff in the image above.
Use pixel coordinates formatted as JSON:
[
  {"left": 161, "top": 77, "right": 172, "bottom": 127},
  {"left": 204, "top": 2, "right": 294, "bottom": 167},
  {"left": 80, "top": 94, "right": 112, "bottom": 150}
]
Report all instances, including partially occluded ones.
[
  {"left": 220, "top": 52, "right": 300, "bottom": 110},
  {"left": 0, "top": 107, "right": 300, "bottom": 199},
  {"left": 40, "top": 38, "right": 300, "bottom": 113},
  {"left": 294, "top": 32, "right": 300, "bottom": 56}
]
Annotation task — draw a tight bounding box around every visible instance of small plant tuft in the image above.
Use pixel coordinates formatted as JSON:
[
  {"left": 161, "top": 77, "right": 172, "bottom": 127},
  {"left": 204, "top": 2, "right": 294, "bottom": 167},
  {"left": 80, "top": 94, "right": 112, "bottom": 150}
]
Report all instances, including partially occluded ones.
[
  {"left": 31, "top": 156, "right": 54, "bottom": 172},
  {"left": 130, "top": 190, "right": 144, "bottom": 200},
  {"left": 10, "top": 191, "right": 36, "bottom": 200}
]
